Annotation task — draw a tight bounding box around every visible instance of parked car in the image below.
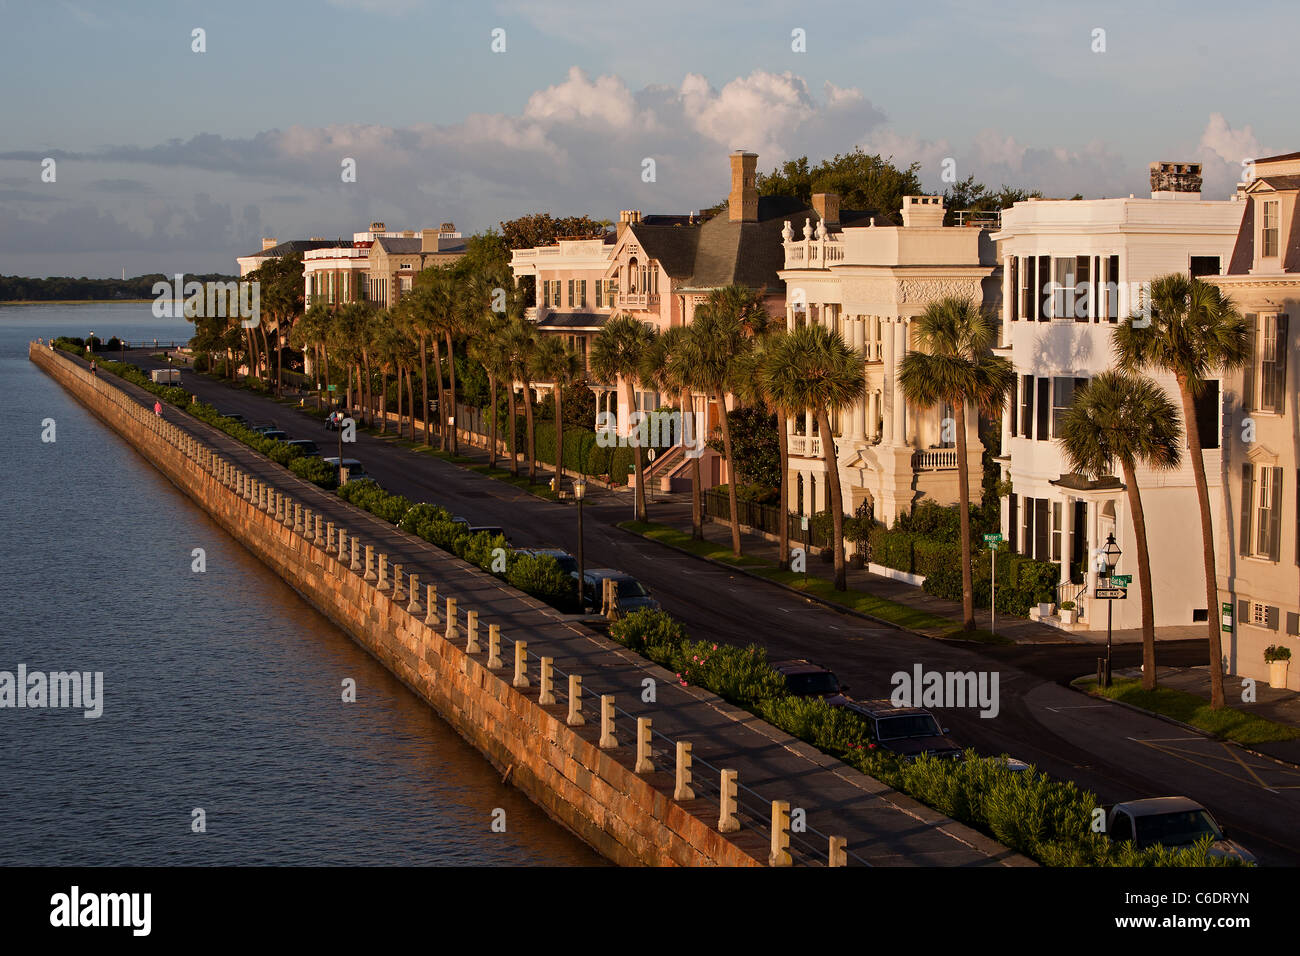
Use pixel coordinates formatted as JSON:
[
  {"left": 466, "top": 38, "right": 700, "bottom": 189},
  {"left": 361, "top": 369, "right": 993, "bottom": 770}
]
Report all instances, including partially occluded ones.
[
  {"left": 514, "top": 548, "right": 579, "bottom": 576},
  {"left": 846, "top": 699, "right": 963, "bottom": 761},
  {"left": 772, "top": 659, "right": 853, "bottom": 706},
  {"left": 221, "top": 412, "right": 247, "bottom": 425},
  {"left": 324, "top": 410, "right": 348, "bottom": 431},
  {"left": 1105, "top": 797, "right": 1255, "bottom": 862},
  {"left": 260, "top": 430, "right": 287, "bottom": 442},
  {"left": 322, "top": 457, "right": 369, "bottom": 482},
  {"left": 285, "top": 439, "right": 320, "bottom": 457},
  {"left": 580, "top": 569, "right": 660, "bottom": 612},
  {"left": 468, "top": 525, "right": 508, "bottom": 542}
]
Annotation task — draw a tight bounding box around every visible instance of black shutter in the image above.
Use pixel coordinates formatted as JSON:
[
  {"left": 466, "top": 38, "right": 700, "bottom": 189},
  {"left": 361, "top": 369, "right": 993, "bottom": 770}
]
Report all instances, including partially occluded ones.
[
  {"left": 1034, "top": 498, "right": 1049, "bottom": 560},
  {"left": 1194, "top": 380, "right": 1220, "bottom": 450},
  {"left": 1276, "top": 315, "right": 1288, "bottom": 415},
  {"left": 1287, "top": 612, "right": 1299, "bottom": 636},
  {"left": 1237, "top": 599, "right": 1249, "bottom": 628},
  {"left": 1240, "top": 463, "right": 1254, "bottom": 557},
  {"left": 1023, "top": 496, "right": 1034, "bottom": 556},
  {"left": 1266, "top": 605, "right": 1279, "bottom": 630},
  {"left": 1010, "top": 258, "right": 1019, "bottom": 321},
  {"left": 1036, "top": 377, "right": 1050, "bottom": 441},
  {"left": 1242, "top": 314, "right": 1256, "bottom": 413},
  {"left": 1075, "top": 256, "right": 1090, "bottom": 322},
  {"left": 1269, "top": 467, "right": 1283, "bottom": 562},
  {"left": 1108, "top": 256, "right": 1120, "bottom": 321}
]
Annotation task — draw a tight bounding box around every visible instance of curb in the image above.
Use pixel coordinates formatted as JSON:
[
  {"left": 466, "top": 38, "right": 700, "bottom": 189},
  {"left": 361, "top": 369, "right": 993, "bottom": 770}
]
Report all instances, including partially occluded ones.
[{"left": 1070, "top": 677, "right": 1300, "bottom": 771}]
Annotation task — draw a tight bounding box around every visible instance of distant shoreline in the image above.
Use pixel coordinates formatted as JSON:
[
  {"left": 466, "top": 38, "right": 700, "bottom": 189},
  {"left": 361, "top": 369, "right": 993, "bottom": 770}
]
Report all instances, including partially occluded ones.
[{"left": 0, "top": 299, "right": 156, "bottom": 306}]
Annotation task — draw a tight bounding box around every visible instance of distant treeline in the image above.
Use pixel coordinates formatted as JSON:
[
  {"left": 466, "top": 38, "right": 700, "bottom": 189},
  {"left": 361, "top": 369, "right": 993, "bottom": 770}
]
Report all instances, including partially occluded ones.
[{"left": 0, "top": 273, "right": 238, "bottom": 302}]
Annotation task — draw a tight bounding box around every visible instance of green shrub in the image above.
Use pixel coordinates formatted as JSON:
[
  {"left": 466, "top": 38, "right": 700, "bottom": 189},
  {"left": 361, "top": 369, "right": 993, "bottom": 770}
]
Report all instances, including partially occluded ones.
[
  {"left": 289, "top": 456, "right": 338, "bottom": 489},
  {"left": 506, "top": 554, "right": 576, "bottom": 610}
]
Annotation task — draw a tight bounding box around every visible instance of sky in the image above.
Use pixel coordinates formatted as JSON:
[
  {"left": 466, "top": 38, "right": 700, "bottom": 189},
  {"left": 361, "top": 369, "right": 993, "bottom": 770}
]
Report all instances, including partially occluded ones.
[{"left": 0, "top": 0, "right": 1294, "bottom": 278}]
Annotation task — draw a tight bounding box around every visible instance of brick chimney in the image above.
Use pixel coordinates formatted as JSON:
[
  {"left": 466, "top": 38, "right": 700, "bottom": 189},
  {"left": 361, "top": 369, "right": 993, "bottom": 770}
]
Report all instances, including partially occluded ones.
[
  {"left": 616, "top": 209, "right": 642, "bottom": 241},
  {"left": 728, "top": 150, "right": 758, "bottom": 222},
  {"left": 421, "top": 228, "right": 438, "bottom": 252},
  {"left": 811, "top": 192, "right": 840, "bottom": 227},
  {"left": 261, "top": 237, "right": 278, "bottom": 251},
  {"left": 900, "top": 195, "right": 945, "bottom": 228},
  {"left": 1150, "top": 161, "right": 1203, "bottom": 200}
]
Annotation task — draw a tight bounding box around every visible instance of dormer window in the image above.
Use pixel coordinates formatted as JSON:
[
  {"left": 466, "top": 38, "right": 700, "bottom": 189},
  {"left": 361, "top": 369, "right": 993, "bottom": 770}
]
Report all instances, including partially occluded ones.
[{"left": 1262, "top": 200, "right": 1279, "bottom": 258}]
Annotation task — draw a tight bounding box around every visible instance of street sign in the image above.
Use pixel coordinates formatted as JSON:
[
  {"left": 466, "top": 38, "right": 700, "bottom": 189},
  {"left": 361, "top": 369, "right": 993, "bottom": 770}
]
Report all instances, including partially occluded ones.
[
  {"left": 327, "top": 384, "right": 337, "bottom": 391},
  {"left": 983, "top": 533, "right": 1003, "bottom": 546},
  {"left": 1221, "top": 602, "right": 1234, "bottom": 632},
  {"left": 1094, "top": 586, "right": 1127, "bottom": 600},
  {"left": 1110, "top": 574, "right": 1132, "bottom": 587},
  {"left": 800, "top": 516, "right": 809, "bottom": 531}
]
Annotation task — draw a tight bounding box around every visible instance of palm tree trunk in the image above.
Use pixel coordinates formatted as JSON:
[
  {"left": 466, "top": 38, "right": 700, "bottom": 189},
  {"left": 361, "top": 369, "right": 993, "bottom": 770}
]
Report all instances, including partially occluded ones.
[
  {"left": 431, "top": 339, "right": 447, "bottom": 451},
  {"left": 445, "top": 331, "right": 458, "bottom": 456},
  {"left": 627, "top": 382, "right": 647, "bottom": 522},
  {"left": 685, "top": 390, "right": 703, "bottom": 540},
  {"left": 396, "top": 363, "right": 404, "bottom": 437},
  {"left": 554, "top": 386, "right": 564, "bottom": 482},
  {"left": 419, "top": 333, "right": 430, "bottom": 446},
  {"left": 508, "top": 387, "right": 519, "bottom": 477},
  {"left": 362, "top": 351, "right": 373, "bottom": 427},
  {"left": 818, "top": 409, "right": 847, "bottom": 590},
  {"left": 524, "top": 380, "right": 537, "bottom": 481},
  {"left": 955, "top": 402, "right": 975, "bottom": 630},
  {"left": 1178, "top": 376, "right": 1226, "bottom": 708},
  {"left": 777, "top": 406, "right": 790, "bottom": 569},
  {"left": 488, "top": 376, "right": 499, "bottom": 468},
  {"left": 716, "top": 391, "right": 740, "bottom": 555},
  {"left": 1121, "top": 461, "right": 1158, "bottom": 691},
  {"left": 405, "top": 367, "right": 415, "bottom": 440},
  {"left": 379, "top": 368, "right": 388, "bottom": 434}
]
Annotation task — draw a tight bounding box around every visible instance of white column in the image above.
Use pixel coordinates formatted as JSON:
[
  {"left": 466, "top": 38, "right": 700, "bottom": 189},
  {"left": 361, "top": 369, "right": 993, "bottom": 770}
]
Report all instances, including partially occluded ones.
[
  {"left": 892, "top": 320, "right": 907, "bottom": 445},
  {"left": 1060, "top": 496, "right": 1072, "bottom": 586}
]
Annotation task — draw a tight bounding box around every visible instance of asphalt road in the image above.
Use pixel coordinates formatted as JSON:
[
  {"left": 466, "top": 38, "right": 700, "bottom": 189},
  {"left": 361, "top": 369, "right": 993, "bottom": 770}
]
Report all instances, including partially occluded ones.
[{"left": 141, "top": 357, "right": 1300, "bottom": 865}]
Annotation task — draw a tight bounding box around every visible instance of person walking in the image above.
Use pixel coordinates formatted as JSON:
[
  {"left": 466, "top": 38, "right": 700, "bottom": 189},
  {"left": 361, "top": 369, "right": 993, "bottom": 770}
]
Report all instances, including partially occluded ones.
[
  {"left": 90, "top": 360, "right": 97, "bottom": 376},
  {"left": 153, "top": 400, "right": 162, "bottom": 417}
]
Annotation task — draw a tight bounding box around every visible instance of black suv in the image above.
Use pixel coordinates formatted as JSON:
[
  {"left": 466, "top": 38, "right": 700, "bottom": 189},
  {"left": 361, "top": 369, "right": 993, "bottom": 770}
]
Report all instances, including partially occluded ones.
[
  {"left": 846, "top": 699, "right": 962, "bottom": 761},
  {"left": 772, "top": 660, "right": 852, "bottom": 707}
]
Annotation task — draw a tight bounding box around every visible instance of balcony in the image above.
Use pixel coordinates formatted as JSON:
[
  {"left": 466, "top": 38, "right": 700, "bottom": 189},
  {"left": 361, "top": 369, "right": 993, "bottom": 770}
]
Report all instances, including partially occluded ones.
[
  {"left": 618, "top": 293, "right": 659, "bottom": 310},
  {"left": 789, "top": 435, "right": 823, "bottom": 458},
  {"left": 952, "top": 210, "right": 1002, "bottom": 229},
  {"left": 783, "top": 237, "right": 846, "bottom": 269},
  {"left": 911, "top": 448, "right": 958, "bottom": 470}
]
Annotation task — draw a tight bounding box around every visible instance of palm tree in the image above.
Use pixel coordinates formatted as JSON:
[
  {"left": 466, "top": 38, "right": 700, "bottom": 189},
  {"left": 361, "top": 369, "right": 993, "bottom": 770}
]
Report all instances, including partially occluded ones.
[
  {"left": 899, "top": 296, "right": 1015, "bottom": 629},
  {"left": 590, "top": 315, "right": 657, "bottom": 521},
  {"left": 503, "top": 317, "right": 539, "bottom": 479},
  {"left": 645, "top": 326, "right": 705, "bottom": 539},
  {"left": 531, "top": 337, "right": 585, "bottom": 483},
  {"left": 764, "top": 324, "right": 866, "bottom": 589},
  {"left": 750, "top": 328, "right": 794, "bottom": 568},
  {"left": 1058, "top": 371, "right": 1182, "bottom": 690},
  {"left": 1112, "top": 274, "right": 1248, "bottom": 708},
  {"left": 469, "top": 311, "right": 511, "bottom": 469}
]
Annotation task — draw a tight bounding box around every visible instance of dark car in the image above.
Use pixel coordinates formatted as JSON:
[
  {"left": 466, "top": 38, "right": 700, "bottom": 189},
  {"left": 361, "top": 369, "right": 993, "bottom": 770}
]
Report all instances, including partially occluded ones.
[
  {"left": 469, "top": 525, "right": 508, "bottom": 541},
  {"left": 322, "top": 457, "right": 369, "bottom": 482},
  {"left": 846, "top": 699, "right": 962, "bottom": 761},
  {"left": 261, "top": 430, "right": 287, "bottom": 442},
  {"left": 514, "top": 548, "right": 579, "bottom": 576},
  {"left": 285, "top": 439, "right": 320, "bottom": 457},
  {"left": 222, "top": 412, "right": 247, "bottom": 425},
  {"left": 580, "top": 569, "right": 660, "bottom": 612},
  {"left": 772, "top": 659, "right": 852, "bottom": 706}
]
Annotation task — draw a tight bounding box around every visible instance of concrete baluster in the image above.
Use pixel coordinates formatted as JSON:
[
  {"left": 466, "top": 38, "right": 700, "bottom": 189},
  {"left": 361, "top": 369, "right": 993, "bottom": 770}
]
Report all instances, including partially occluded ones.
[
  {"left": 512, "top": 641, "right": 529, "bottom": 688},
  {"left": 769, "top": 800, "right": 792, "bottom": 867},
  {"left": 350, "top": 537, "right": 363, "bottom": 573},
  {"left": 486, "top": 623, "right": 502, "bottom": 669},
  {"left": 828, "top": 836, "right": 847, "bottom": 868},
  {"left": 566, "top": 675, "right": 584, "bottom": 726},
  {"left": 634, "top": 718, "right": 653, "bottom": 774},
  {"left": 538, "top": 657, "right": 555, "bottom": 705},
  {"left": 377, "top": 553, "right": 390, "bottom": 591},
  {"left": 363, "top": 545, "right": 377, "bottom": 581},
  {"left": 406, "top": 573, "right": 421, "bottom": 613},
  {"left": 326, "top": 522, "right": 338, "bottom": 554},
  {"left": 718, "top": 770, "right": 740, "bottom": 833},
  {"left": 293, "top": 503, "right": 304, "bottom": 534},
  {"left": 312, "top": 513, "right": 323, "bottom": 544},
  {"left": 424, "top": 584, "right": 439, "bottom": 625},
  {"left": 443, "top": 598, "right": 459, "bottom": 642},
  {"left": 464, "top": 609, "right": 480, "bottom": 653},
  {"left": 391, "top": 563, "right": 404, "bottom": 600},
  {"left": 599, "top": 695, "right": 616, "bottom": 749},
  {"left": 674, "top": 742, "right": 695, "bottom": 800}
]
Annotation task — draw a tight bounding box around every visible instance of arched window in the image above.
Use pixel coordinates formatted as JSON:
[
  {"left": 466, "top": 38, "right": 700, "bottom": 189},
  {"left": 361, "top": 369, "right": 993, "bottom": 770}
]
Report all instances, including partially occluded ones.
[{"left": 628, "top": 257, "right": 639, "bottom": 291}]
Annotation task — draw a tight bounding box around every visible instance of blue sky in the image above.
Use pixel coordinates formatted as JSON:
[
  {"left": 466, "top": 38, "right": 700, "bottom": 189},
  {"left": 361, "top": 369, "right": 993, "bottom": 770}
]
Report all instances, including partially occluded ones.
[{"left": 1, "top": 0, "right": 1294, "bottom": 277}]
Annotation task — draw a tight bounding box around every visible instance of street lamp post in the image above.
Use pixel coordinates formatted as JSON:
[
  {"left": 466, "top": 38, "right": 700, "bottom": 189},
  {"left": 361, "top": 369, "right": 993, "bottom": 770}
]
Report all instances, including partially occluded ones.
[
  {"left": 1101, "top": 532, "right": 1121, "bottom": 687},
  {"left": 87, "top": 330, "right": 94, "bottom": 357},
  {"left": 574, "top": 477, "right": 587, "bottom": 613}
]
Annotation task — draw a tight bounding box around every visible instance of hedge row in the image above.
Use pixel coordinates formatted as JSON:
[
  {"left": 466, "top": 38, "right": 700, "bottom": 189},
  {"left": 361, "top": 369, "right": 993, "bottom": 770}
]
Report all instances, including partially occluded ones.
[{"left": 607, "top": 609, "right": 1239, "bottom": 868}]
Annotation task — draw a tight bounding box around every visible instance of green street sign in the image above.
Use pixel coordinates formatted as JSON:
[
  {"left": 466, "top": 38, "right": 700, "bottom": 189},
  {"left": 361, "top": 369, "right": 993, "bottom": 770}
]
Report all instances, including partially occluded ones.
[
  {"left": 983, "top": 533, "right": 1003, "bottom": 544},
  {"left": 1111, "top": 574, "right": 1132, "bottom": 587},
  {"left": 1222, "top": 602, "right": 1234, "bottom": 632},
  {"left": 327, "top": 384, "right": 337, "bottom": 391}
]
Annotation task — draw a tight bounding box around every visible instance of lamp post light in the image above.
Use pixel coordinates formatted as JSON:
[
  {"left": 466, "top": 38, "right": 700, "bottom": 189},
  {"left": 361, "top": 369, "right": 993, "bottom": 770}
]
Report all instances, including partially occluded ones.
[
  {"left": 574, "top": 477, "right": 587, "bottom": 613},
  {"left": 1101, "top": 532, "right": 1121, "bottom": 688},
  {"left": 87, "top": 330, "right": 94, "bottom": 356}
]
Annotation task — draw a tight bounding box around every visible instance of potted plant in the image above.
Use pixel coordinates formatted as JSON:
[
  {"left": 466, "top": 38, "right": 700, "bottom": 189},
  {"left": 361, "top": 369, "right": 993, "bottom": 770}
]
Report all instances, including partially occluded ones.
[
  {"left": 1265, "top": 645, "right": 1292, "bottom": 689},
  {"left": 1059, "top": 600, "right": 1075, "bottom": 626}
]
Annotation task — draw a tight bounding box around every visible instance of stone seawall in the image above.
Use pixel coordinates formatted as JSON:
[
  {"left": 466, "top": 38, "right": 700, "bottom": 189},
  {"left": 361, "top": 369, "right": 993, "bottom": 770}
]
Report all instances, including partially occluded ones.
[{"left": 32, "top": 343, "right": 764, "bottom": 866}]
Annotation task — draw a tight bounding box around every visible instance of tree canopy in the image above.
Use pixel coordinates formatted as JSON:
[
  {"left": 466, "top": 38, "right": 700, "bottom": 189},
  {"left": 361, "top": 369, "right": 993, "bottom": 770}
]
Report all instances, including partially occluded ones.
[
  {"left": 756, "top": 148, "right": 923, "bottom": 223},
  {"left": 498, "top": 213, "right": 609, "bottom": 250}
]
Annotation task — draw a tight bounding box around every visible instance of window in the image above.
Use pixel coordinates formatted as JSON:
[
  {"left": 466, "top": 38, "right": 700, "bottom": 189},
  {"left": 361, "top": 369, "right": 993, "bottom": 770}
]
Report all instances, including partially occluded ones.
[
  {"left": 567, "top": 279, "right": 575, "bottom": 307},
  {"left": 1189, "top": 256, "right": 1220, "bottom": 278},
  {"left": 1051, "top": 501, "right": 1063, "bottom": 561},
  {"left": 1240, "top": 464, "right": 1283, "bottom": 561},
  {"left": 1244, "top": 314, "right": 1289, "bottom": 414},
  {"left": 1051, "top": 377, "right": 1085, "bottom": 439},
  {"left": 1009, "top": 258, "right": 1019, "bottom": 321},
  {"left": 1020, "top": 374, "right": 1034, "bottom": 439},
  {"left": 1036, "top": 377, "right": 1050, "bottom": 441},
  {"left": 595, "top": 280, "right": 603, "bottom": 309},
  {"left": 1051, "top": 257, "right": 1076, "bottom": 319},
  {"left": 575, "top": 280, "right": 587, "bottom": 308},
  {"left": 1019, "top": 257, "right": 1035, "bottom": 321},
  {"left": 1074, "top": 256, "right": 1090, "bottom": 321},
  {"left": 1262, "top": 201, "right": 1279, "bottom": 258},
  {"left": 1193, "top": 380, "right": 1220, "bottom": 449},
  {"left": 542, "top": 282, "right": 551, "bottom": 308}
]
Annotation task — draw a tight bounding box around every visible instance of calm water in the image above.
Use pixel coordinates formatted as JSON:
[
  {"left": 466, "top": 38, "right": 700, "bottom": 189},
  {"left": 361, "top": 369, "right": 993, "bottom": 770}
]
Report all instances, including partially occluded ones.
[{"left": 0, "top": 303, "right": 602, "bottom": 865}]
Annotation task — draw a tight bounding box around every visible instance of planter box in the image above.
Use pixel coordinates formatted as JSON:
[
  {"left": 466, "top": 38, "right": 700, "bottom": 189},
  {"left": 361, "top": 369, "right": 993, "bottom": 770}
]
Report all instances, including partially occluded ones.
[
  {"left": 867, "top": 563, "right": 926, "bottom": 587},
  {"left": 1060, "top": 609, "right": 1074, "bottom": 626},
  {"left": 1269, "top": 659, "right": 1291, "bottom": 690}
]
